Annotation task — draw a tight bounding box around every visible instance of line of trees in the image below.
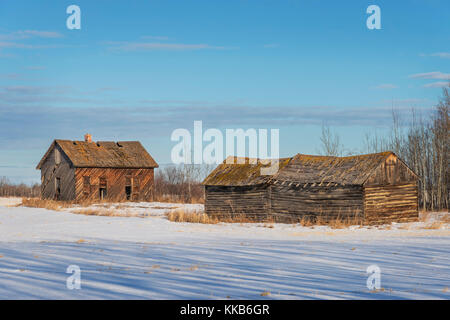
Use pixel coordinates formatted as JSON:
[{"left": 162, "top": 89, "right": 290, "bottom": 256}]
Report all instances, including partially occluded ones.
[
  {"left": 0, "top": 176, "right": 40, "bottom": 198},
  {"left": 154, "top": 164, "right": 214, "bottom": 203},
  {"left": 320, "top": 87, "right": 449, "bottom": 211}
]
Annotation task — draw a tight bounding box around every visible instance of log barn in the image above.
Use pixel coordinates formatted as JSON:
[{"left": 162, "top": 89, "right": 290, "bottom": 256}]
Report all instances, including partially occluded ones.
[
  {"left": 36, "top": 134, "right": 158, "bottom": 202},
  {"left": 202, "top": 152, "right": 419, "bottom": 224}
]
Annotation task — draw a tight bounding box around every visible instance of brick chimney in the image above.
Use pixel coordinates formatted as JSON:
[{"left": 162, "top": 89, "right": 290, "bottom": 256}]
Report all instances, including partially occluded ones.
[{"left": 84, "top": 133, "right": 92, "bottom": 143}]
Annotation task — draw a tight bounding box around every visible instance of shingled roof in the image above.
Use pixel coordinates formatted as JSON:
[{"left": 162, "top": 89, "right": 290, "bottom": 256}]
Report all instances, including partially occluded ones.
[
  {"left": 202, "top": 152, "right": 410, "bottom": 187},
  {"left": 202, "top": 156, "right": 292, "bottom": 186},
  {"left": 36, "top": 139, "right": 158, "bottom": 169},
  {"left": 272, "top": 152, "right": 395, "bottom": 186}
]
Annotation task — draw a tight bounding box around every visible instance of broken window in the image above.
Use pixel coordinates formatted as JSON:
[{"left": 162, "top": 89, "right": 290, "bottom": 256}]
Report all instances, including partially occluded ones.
[
  {"left": 83, "top": 176, "right": 90, "bottom": 196},
  {"left": 55, "top": 148, "right": 61, "bottom": 165},
  {"left": 99, "top": 177, "right": 107, "bottom": 200}
]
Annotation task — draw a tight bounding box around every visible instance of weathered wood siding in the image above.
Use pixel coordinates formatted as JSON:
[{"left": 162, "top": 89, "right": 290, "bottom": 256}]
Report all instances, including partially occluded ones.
[
  {"left": 363, "top": 154, "right": 418, "bottom": 224},
  {"left": 364, "top": 183, "right": 418, "bottom": 224},
  {"left": 40, "top": 145, "right": 76, "bottom": 201},
  {"left": 270, "top": 184, "right": 364, "bottom": 222},
  {"left": 74, "top": 168, "right": 155, "bottom": 202},
  {"left": 364, "top": 153, "right": 417, "bottom": 186},
  {"left": 204, "top": 185, "right": 269, "bottom": 218}
]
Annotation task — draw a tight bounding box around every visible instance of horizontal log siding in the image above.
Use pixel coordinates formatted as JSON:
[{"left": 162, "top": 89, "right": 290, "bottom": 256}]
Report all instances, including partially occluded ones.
[
  {"left": 270, "top": 185, "right": 364, "bottom": 222},
  {"left": 75, "top": 168, "right": 154, "bottom": 202},
  {"left": 204, "top": 185, "right": 269, "bottom": 219},
  {"left": 364, "top": 183, "right": 418, "bottom": 224}
]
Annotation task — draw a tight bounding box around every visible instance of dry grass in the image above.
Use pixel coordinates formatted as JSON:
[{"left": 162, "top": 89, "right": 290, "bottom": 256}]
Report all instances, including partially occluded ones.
[
  {"left": 422, "top": 221, "right": 444, "bottom": 230},
  {"left": 298, "top": 215, "right": 363, "bottom": 229},
  {"left": 189, "top": 264, "right": 199, "bottom": 271},
  {"left": 260, "top": 291, "right": 271, "bottom": 296},
  {"left": 21, "top": 198, "right": 71, "bottom": 211},
  {"left": 153, "top": 194, "right": 204, "bottom": 204},
  {"left": 166, "top": 208, "right": 366, "bottom": 227},
  {"left": 166, "top": 209, "right": 218, "bottom": 224},
  {"left": 73, "top": 208, "right": 137, "bottom": 217}
]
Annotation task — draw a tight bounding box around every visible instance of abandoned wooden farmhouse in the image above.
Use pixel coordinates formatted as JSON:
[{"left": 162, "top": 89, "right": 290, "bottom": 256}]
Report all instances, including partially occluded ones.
[
  {"left": 202, "top": 152, "right": 419, "bottom": 224},
  {"left": 36, "top": 134, "right": 158, "bottom": 202}
]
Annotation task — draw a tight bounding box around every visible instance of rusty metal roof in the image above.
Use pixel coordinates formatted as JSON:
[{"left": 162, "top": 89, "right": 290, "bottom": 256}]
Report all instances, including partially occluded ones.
[
  {"left": 202, "top": 156, "right": 293, "bottom": 186},
  {"left": 202, "top": 152, "right": 401, "bottom": 187},
  {"left": 36, "top": 139, "right": 158, "bottom": 169}
]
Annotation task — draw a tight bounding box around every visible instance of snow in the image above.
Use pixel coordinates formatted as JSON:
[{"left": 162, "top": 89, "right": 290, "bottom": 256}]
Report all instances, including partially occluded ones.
[
  {"left": 0, "top": 197, "right": 22, "bottom": 207},
  {"left": 66, "top": 201, "right": 203, "bottom": 217},
  {"left": 0, "top": 198, "right": 449, "bottom": 299}
]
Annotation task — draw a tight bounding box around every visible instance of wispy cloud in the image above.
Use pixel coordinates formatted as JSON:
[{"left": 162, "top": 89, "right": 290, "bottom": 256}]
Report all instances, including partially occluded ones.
[
  {"left": 409, "top": 71, "right": 450, "bottom": 88},
  {"left": 15, "top": 30, "right": 63, "bottom": 38},
  {"left": 423, "top": 81, "right": 450, "bottom": 88},
  {"left": 0, "top": 30, "right": 63, "bottom": 40},
  {"left": 420, "top": 52, "right": 450, "bottom": 59},
  {"left": 409, "top": 71, "right": 450, "bottom": 80},
  {"left": 105, "top": 41, "right": 235, "bottom": 51}
]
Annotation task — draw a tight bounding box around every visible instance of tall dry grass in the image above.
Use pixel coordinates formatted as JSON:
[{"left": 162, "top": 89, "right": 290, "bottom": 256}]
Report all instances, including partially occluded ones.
[
  {"left": 166, "top": 209, "right": 217, "bottom": 224},
  {"left": 166, "top": 208, "right": 363, "bottom": 227},
  {"left": 21, "top": 198, "right": 70, "bottom": 211}
]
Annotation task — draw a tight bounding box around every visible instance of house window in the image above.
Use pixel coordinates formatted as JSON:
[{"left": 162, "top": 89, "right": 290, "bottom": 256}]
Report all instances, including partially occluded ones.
[
  {"left": 99, "top": 177, "right": 107, "bottom": 200},
  {"left": 55, "top": 148, "right": 61, "bottom": 165},
  {"left": 83, "top": 176, "right": 90, "bottom": 195}
]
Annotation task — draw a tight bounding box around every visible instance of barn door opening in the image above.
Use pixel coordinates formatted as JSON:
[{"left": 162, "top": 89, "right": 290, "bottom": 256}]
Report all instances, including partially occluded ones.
[
  {"left": 125, "top": 176, "right": 132, "bottom": 200},
  {"left": 99, "top": 177, "right": 107, "bottom": 200},
  {"left": 125, "top": 186, "right": 132, "bottom": 200},
  {"left": 55, "top": 177, "right": 61, "bottom": 200}
]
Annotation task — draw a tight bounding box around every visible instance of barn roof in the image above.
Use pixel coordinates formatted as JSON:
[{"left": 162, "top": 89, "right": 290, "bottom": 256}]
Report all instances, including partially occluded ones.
[
  {"left": 202, "top": 152, "right": 410, "bottom": 187},
  {"left": 272, "top": 152, "right": 395, "bottom": 186},
  {"left": 202, "top": 156, "right": 292, "bottom": 186},
  {"left": 36, "top": 139, "right": 158, "bottom": 169}
]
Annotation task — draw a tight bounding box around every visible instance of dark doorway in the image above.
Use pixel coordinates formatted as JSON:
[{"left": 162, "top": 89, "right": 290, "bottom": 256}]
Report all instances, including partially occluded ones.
[
  {"left": 55, "top": 177, "right": 61, "bottom": 200},
  {"left": 99, "top": 177, "right": 107, "bottom": 200},
  {"left": 125, "top": 186, "right": 132, "bottom": 200},
  {"left": 99, "top": 188, "right": 107, "bottom": 200}
]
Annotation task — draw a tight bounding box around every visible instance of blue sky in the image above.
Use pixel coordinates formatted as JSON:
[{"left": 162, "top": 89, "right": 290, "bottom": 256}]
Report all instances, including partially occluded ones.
[{"left": 0, "top": 0, "right": 449, "bottom": 183}]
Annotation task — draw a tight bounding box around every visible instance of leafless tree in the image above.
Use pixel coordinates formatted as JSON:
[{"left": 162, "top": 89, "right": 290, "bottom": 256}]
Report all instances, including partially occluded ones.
[{"left": 318, "top": 123, "right": 343, "bottom": 156}]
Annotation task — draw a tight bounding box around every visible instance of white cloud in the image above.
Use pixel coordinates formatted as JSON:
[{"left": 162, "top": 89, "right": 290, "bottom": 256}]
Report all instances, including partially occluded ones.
[
  {"left": 409, "top": 71, "right": 450, "bottom": 80},
  {"left": 423, "top": 81, "right": 450, "bottom": 88},
  {"left": 0, "top": 30, "right": 63, "bottom": 40},
  {"left": 431, "top": 52, "right": 450, "bottom": 59},
  {"left": 106, "top": 41, "right": 232, "bottom": 51}
]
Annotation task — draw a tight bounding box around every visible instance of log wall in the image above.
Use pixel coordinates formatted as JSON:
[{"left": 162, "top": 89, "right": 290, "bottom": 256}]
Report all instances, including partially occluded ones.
[
  {"left": 364, "top": 183, "right": 419, "bottom": 224},
  {"left": 270, "top": 184, "right": 364, "bottom": 222},
  {"left": 204, "top": 185, "right": 269, "bottom": 219}
]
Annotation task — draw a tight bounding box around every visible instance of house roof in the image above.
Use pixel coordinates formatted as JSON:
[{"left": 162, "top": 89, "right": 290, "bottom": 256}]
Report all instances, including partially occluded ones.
[
  {"left": 202, "top": 151, "right": 413, "bottom": 187},
  {"left": 272, "top": 152, "right": 394, "bottom": 186},
  {"left": 202, "top": 156, "right": 292, "bottom": 186},
  {"left": 36, "top": 139, "right": 158, "bottom": 169}
]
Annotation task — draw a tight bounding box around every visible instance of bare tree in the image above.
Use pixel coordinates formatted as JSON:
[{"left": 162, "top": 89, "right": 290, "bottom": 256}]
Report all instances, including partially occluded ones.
[{"left": 318, "top": 123, "right": 343, "bottom": 156}]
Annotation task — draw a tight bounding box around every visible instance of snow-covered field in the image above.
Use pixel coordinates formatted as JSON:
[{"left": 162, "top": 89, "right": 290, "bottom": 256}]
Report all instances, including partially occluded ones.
[{"left": 0, "top": 198, "right": 449, "bottom": 299}]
